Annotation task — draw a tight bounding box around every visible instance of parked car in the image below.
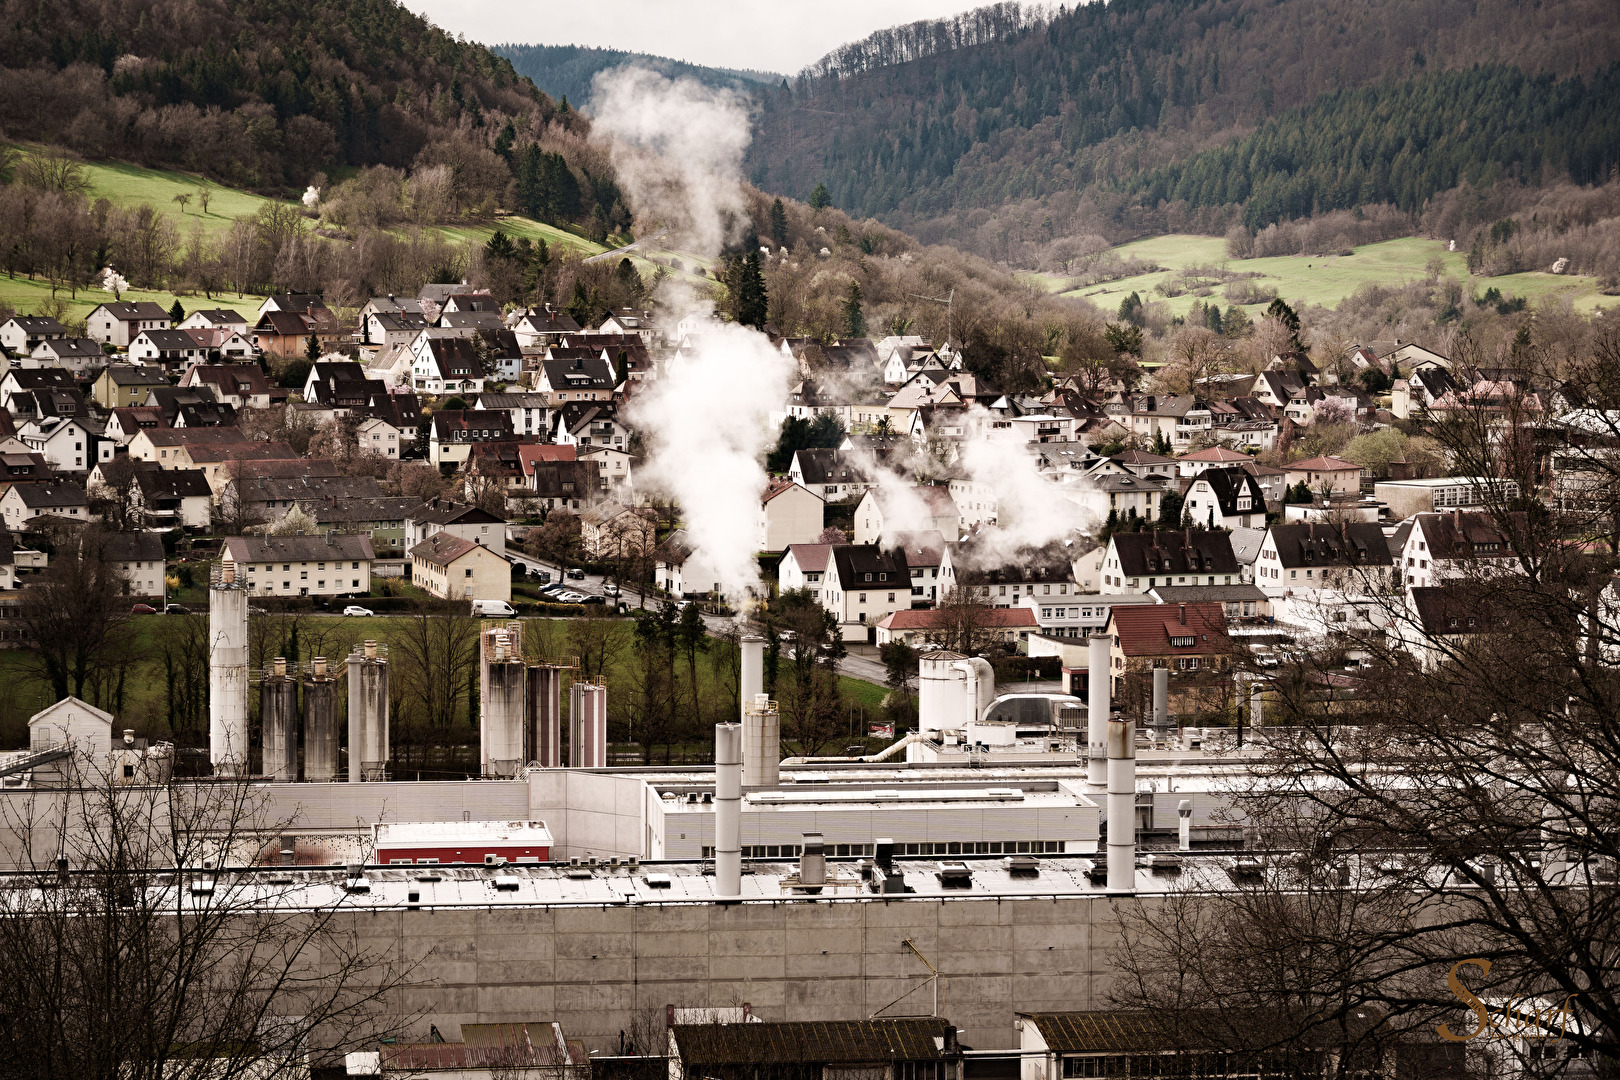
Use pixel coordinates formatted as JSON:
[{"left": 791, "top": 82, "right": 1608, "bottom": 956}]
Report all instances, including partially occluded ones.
[
  {"left": 580, "top": 595, "right": 606, "bottom": 605},
  {"left": 130, "top": 603, "right": 157, "bottom": 615},
  {"left": 164, "top": 603, "right": 189, "bottom": 615},
  {"left": 530, "top": 569, "right": 551, "bottom": 584},
  {"left": 342, "top": 605, "right": 375, "bottom": 617},
  {"left": 566, "top": 568, "right": 586, "bottom": 580},
  {"left": 602, "top": 583, "right": 620, "bottom": 597},
  {"left": 553, "top": 591, "right": 586, "bottom": 603}
]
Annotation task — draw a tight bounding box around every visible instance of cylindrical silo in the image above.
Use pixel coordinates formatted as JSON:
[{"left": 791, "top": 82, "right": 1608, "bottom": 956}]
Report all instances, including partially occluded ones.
[
  {"left": 568, "top": 682, "right": 607, "bottom": 767},
  {"left": 260, "top": 657, "right": 297, "bottom": 782},
  {"left": 741, "top": 693, "right": 780, "bottom": 788},
  {"left": 917, "top": 651, "right": 974, "bottom": 733},
  {"left": 1087, "top": 635, "right": 1111, "bottom": 786},
  {"left": 480, "top": 626, "right": 526, "bottom": 777},
  {"left": 528, "top": 665, "right": 564, "bottom": 768},
  {"left": 303, "top": 657, "right": 338, "bottom": 781},
  {"left": 739, "top": 636, "right": 764, "bottom": 720},
  {"left": 208, "top": 565, "right": 249, "bottom": 775},
  {"left": 347, "top": 640, "right": 389, "bottom": 782}
]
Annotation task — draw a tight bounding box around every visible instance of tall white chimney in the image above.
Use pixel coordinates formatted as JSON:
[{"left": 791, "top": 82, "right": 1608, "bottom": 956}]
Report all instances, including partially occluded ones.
[
  {"left": 208, "top": 567, "right": 249, "bottom": 775},
  {"left": 1087, "top": 635, "right": 1111, "bottom": 785},
  {"left": 1152, "top": 667, "right": 1169, "bottom": 729},
  {"left": 714, "top": 723, "right": 742, "bottom": 898},
  {"left": 1107, "top": 713, "right": 1137, "bottom": 892},
  {"left": 740, "top": 636, "right": 764, "bottom": 720},
  {"left": 742, "top": 693, "right": 780, "bottom": 788},
  {"left": 1178, "top": 799, "right": 1192, "bottom": 852}
]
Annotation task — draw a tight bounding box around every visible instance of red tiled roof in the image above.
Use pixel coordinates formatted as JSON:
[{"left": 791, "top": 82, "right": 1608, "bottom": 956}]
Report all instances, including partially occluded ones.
[
  {"left": 1107, "top": 602, "right": 1231, "bottom": 657},
  {"left": 1285, "top": 455, "right": 1360, "bottom": 471},
  {"left": 1178, "top": 446, "right": 1250, "bottom": 462}
]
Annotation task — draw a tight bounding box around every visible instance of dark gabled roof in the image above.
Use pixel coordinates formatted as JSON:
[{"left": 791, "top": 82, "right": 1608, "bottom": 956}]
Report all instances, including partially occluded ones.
[
  {"left": 36, "top": 337, "right": 104, "bottom": 359},
  {"left": 954, "top": 536, "right": 1076, "bottom": 584},
  {"left": 310, "top": 496, "right": 421, "bottom": 525},
  {"left": 410, "top": 497, "right": 507, "bottom": 526},
  {"left": 515, "top": 308, "right": 581, "bottom": 333},
  {"left": 436, "top": 310, "right": 505, "bottom": 331},
  {"left": 425, "top": 336, "right": 481, "bottom": 377},
  {"left": 135, "top": 329, "right": 200, "bottom": 350},
  {"left": 224, "top": 533, "right": 375, "bottom": 563},
  {"left": 793, "top": 447, "right": 871, "bottom": 486},
  {"left": 1413, "top": 511, "right": 1519, "bottom": 561},
  {"left": 673, "top": 1019, "right": 952, "bottom": 1065},
  {"left": 1266, "top": 523, "right": 1393, "bottom": 568},
  {"left": 540, "top": 355, "right": 615, "bottom": 389},
  {"left": 6, "top": 369, "right": 76, "bottom": 390},
  {"left": 369, "top": 311, "right": 429, "bottom": 332},
  {"left": 187, "top": 364, "right": 270, "bottom": 396},
  {"left": 99, "top": 531, "right": 165, "bottom": 562},
  {"left": 241, "top": 475, "right": 387, "bottom": 503},
  {"left": 361, "top": 392, "right": 422, "bottom": 429},
  {"left": 255, "top": 310, "right": 313, "bottom": 336},
  {"left": 1128, "top": 394, "right": 1202, "bottom": 417},
  {"left": 265, "top": 294, "right": 323, "bottom": 313},
  {"left": 409, "top": 530, "right": 498, "bottom": 566},
  {"left": 5, "top": 315, "right": 67, "bottom": 336},
  {"left": 558, "top": 402, "right": 620, "bottom": 434},
  {"left": 474, "top": 328, "right": 523, "bottom": 359},
  {"left": 529, "top": 459, "right": 595, "bottom": 498},
  {"left": 11, "top": 482, "right": 86, "bottom": 507},
  {"left": 187, "top": 308, "right": 247, "bottom": 326},
  {"left": 93, "top": 302, "right": 169, "bottom": 321},
  {"left": 431, "top": 410, "right": 515, "bottom": 439},
  {"left": 1111, "top": 529, "right": 1239, "bottom": 578},
  {"left": 135, "top": 468, "right": 212, "bottom": 499},
  {"left": 831, "top": 544, "right": 908, "bottom": 584},
  {"left": 1019, "top": 1010, "right": 1379, "bottom": 1054},
  {"left": 102, "top": 364, "right": 169, "bottom": 387},
  {"left": 26, "top": 388, "right": 88, "bottom": 418},
  {"left": 1187, "top": 466, "right": 1267, "bottom": 518},
  {"left": 1408, "top": 585, "right": 1508, "bottom": 635}
]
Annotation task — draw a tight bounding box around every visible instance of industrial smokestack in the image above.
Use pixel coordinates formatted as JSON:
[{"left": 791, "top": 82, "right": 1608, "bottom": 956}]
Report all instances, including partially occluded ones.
[
  {"left": 260, "top": 659, "right": 297, "bottom": 782},
  {"left": 1107, "top": 713, "right": 1137, "bottom": 892},
  {"left": 799, "top": 833, "right": 826, "bottom": 888},
  {"left": 714, "top": 722, "right": 742, "bottom": 898},
  {"left": 303, "top": 659, "right": 338, "bottom": 781},
  {"left": 741, "top": 693, "right": 780, "bottom": 788},
  {"left": 1178, "top": 799, "right": 1192, "bottom": 852},
  {"left": 208, "top": 568, "right": 249, "bottom": 775},
  {"left": 740, "top": 636, "right": 764, "bottom": 720},
  {"left": 1152, "top": 666, "right": 1169, "bottom": 730},
  {"left": 528, "top": 664, "right": 563, "bottom": 768},
  {"left": 347, "top": 641, "right": 389, "bottom": 782},
  {"left": 1087, "top": 635, "right": 1110, "bottom": 785},
  {"left": 480, "top": 626, "right": 526, "bottom": 777},
  {"left": 569, "top": 683, "right": 607, "bottom": 767}
]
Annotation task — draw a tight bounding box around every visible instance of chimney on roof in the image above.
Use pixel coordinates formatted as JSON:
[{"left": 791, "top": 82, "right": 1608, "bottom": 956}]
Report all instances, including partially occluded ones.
[{"left": 1178, "top": 603, "right": 1187, "bottom": 625}]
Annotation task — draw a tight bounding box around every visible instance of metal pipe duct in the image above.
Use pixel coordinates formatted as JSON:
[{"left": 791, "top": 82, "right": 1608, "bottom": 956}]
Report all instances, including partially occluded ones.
[
  {"left": 1087, "top": 635, "right": 1110, "bottom": 785},
  {"left": 1152, "top": 667, "right": 1169, "bottom": 729},
  {"left": 714, "top": 722, "right": 742, "bottom": 898},
  {"left": 1107, "top": 713, "right": 1137, "bottom": 892}
]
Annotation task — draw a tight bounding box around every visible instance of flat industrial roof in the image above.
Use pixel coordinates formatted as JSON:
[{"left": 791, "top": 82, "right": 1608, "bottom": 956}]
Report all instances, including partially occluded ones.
[{"left": 375, "top": 820, "right": 554, "bottom": 845}]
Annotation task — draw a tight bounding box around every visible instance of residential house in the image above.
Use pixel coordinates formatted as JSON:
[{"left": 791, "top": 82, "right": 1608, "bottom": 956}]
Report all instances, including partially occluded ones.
[
  {"left": 779, "top": 543, "right": 834, "bottom": 601},
  {"left": 527, "top": 460, "right": 596, "bottom": 512},
  {"left": 30, "top": 337, "right": 107, "bottom": 376},
  {"left": 92, "top": 364, "right": 170, "bottom": 410},
  {"left": 201, "top": 447, "right": 325, "bottom": 498},
  {"left": 464, "top": 441, "right": 530, "bottom": 498},
  {"left": 429, "top": 410, "right": 516, "bottom": 467},
  {"left": 0, "top": 315, "right": 66, "bottom": 354},
  {"left": 233, "top": 474, "right": 387, "bottom": 525},
  {"left": 0, "top": 368, "right": 75, "bottom": 413},
  {"left": 0, "top": 451, "right": 56, "bottom": 494},
  {"left": 105, "top": 407, "right": 165, "bottom": 445},
  {"left": 128, "top": 329, "right": 209, "bottom": 369},
  {"left": 854, "top": 485, "right": 962, "bottom": 545},
  {"left": 1147, "top": 582, "right": 1270, "bottom": 622},
  {"left": 409, "top": 335, "right": 484, "bottom": 395},
  {"left": 364, "top": 310, "right": 430, "bottom": 349},
  {"left": 1111, "top": 449, "right": 1179, "bottom": 480},
  {"left": 517, "top": 444, "right": 577, "bottom": 490},
  {"left": 177, "top": 309, "right": 249, "bottom": 334},
  {"left": 102, "top": 532, "right": 166, "bottom": 597},
  {"left": 1284, "top": 455, "right": 1362, "bottom": 496},
  {"left": 405, "top": 497, "right": 507, "bottom": 559},
  {"left": 553, "top": 402, "right": 628, "bottom": 449},
  {"left": 475, "top": 392, "right": 549, "bottom": 439},
  {"left": 534, "top": 354, "right": 615, "bottom": 405},
  {"left": 820, "top": 544, "right": 911, "bottom": 641},
  {"left": 509, "top": 306, "right": 582, "bottom": 349},
  {"left": 1394, "top": 585, "right": 1505, "bottom": 670},
  {"left": 222, "top": 534, "right": 375, "bottom": 597},
  {"left": 1182, "top": 466, "right": 1268, "bottom": 530},
  {"left": 410, "top": 531, "right": 510, "bottom": 603},
  {"left": 1398, "top": 510, "right": 1520, "bottom": 590},
  {"left": 258, "top": 294, "right": 327, "bottom": 317},
  {"left": 131, "top": 466, "right": 212, "bottom": 529},
  {"left": 789, "top": 448, "right": 872, "bottom": 503},
  {"left": 1254, "top": 521, "right": 1394, "bottom": 596},
  {"left": 1120, "top": 394, "right": 1212, "bottom": 451},
  {"left": 597, "top": 307, "right": 660, "bottom": 343},
  {"left": 1099, "top": 529, "right": 1241, "bottom": 595},
  {"left": 1175, "top": 445, "right": 1254, "bottom": 478},
  {"left": 1018, "top": 592, "right": 1158, "bottom": 642},
  {"left": 356, "top": 416, "right": 403, "bottom": 459},
  {"left": 759, "top": 479, "right": 825, "bottom": 553},
  {"left": 1104, "top": 601, "right": 1233, "bottom": 697},
  {"left": 473, "top": 328, "right": 525, "bottom": 383},
  {"left": 578, "top": 444, "right": 633, "bottom": 494},
  {"left": 579, "top": 502, "right": 657, "bottom": 558},
  {"left": 16, "top": 386, "right": 91, "bottom": 423},
  {"left": 181, "top": 364, "right": 272, "bottom": 409},
  {"left": 22, "top": 416, "right": 110, "bottom": 472},
  {"left": 148, "top": 386, "right": 235, "bottom": 428},
  {"left": 180, "top": 327, "right": 256, "bottom": 362},
  {"left": 252, "top": 305, "right": 341, "bottom": 359},
  {"left": 418, "top": 284, "right": 490, "bottom": 322},
  {"left": 86, "top": 302, "right": 170, "bottom": 347},
  {"left": 876, "top": 606, "right": 1037, "bottom": 647},
  {"left": 440, "top": 292, "right": 500, "bottom": 315},
  {"left": 1227, "top": 526, "right": 1267, "bottom": 583},
  {"left": 1, "top": 481, "right": 88, "bottom": 528},
  {"left": 308, "top": 496, "right": 420, "bottom": 559},
  {"left": 1250, "top": 369, "right": 1309, "bottom": 409},
  {"left": 1070, "top": 472, "right": 1169, "bottom": 524},
  {"left": 890, "top": 530, "right": 953, "bottom": 605},
  {"left": 126, "top": 426, "right": 249, "bottom": 466},
  {"left": 946, "top": 475, "right": 997, "bottom": 530}
]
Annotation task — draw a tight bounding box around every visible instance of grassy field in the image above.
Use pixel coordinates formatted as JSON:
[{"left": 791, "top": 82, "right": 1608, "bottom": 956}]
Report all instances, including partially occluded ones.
[
  {"left": 1036, "top": 234, "right": 1612, "bottom": 317},
  {"left": 0, "top": 273, "right": 263, "bottom": 326}
]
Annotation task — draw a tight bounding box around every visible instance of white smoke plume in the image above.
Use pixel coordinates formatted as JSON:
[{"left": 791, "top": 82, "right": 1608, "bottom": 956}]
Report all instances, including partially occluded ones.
[
  {"left": 589, "top": 67, "right": 752, "bottom": 256},
  {"left": 954, "top": 405, "right": 1098, "bottom": 565},
  {"left": 592, "top": 68, "right": 794, "bottom": 600}
]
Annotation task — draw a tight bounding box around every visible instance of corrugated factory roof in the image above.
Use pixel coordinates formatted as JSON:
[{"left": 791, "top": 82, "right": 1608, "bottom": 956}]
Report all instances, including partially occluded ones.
[{"left": 674, "top": 1019, "right": 952, "bottom": 1064}]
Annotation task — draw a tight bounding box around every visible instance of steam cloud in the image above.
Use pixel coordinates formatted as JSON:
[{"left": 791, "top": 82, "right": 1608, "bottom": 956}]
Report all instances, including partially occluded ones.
[
  {"left": 589, "top": 67, "right": 752, "bottom": 256},
  {"left": 593, "top": 67, "right": 793, "bottom": 600}
]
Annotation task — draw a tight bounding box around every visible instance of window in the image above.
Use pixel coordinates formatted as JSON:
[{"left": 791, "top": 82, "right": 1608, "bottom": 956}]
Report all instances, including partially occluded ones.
[
  {"left": 859, "top": 593, "right": 867, "bottom": 603},
  {"left": 465, "top": 568, "right": 473, "bottom": 577}
]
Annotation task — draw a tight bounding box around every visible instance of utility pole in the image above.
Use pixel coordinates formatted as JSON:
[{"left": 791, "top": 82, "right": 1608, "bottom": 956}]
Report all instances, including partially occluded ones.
[{"left": 907, "top": 289, "right": 954, "bottom": 347}]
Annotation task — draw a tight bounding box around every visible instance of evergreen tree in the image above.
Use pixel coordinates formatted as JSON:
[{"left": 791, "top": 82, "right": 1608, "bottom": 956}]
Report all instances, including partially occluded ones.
[
  {"left": 1118, "top": 292, "right": 1144, "bottom": 327},
  {"left": 494, "top": 120, "right": 516, "bottom": 162},
  {"left": 1105, "top": 322, "right": 1144, "bottom": 355},
  {"left": 1151, "top": 430, "right": 1171, "bottom": 456},
  {"left": 168, "top": 300, "right": 185, "bottom": 324},
  {"left": 808, "top": 182, "right": 831, "bottom": 210},
  {"left": 566, "top": 280, "right": 592, "bottom": 328},
  {"left": 1157, "top": 490, "right": 1184, "bottom": 527},
  {"left": 737, "top": 248, "right": 768, "bottom": 330},
  {"left": 1266, "top": 298, "right": 1302, "bottom": 348},
  {"left": 305, "top": 332, "right": 320, "bottom": 364},
  {"left": 843, "top": 281, "right": 866, "bottom": 338},
  {"left": 770, "top": 198, "right": 788, "bottom": 247}
]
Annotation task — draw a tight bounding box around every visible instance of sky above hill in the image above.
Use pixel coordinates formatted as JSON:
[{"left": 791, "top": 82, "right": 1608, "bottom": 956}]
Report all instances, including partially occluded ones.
[{"left": 404, "top": 0, "right": 991, "bottom": 76}]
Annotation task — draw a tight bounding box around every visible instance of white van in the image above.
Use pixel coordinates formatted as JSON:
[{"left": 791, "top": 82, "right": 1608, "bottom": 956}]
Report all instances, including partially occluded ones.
[{"left": 471, "top": 599, "right": 517, "bottom": 617}]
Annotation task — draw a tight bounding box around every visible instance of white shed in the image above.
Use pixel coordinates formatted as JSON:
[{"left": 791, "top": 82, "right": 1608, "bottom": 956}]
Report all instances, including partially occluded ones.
[{"left": 29, "top": 697, "right": 115, "bottom": 761}]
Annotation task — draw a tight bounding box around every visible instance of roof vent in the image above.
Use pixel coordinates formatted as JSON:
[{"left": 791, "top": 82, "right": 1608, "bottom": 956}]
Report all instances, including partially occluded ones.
[
  {"left": 1005, "top": 855, "right": 1039, "bottom": 875},
  {"left": 645, "top": 873, "right": 672, "bottom": 888},
  {"left": 937, "top": 862, "right": 973, "bottom": 887},
  {"left": 493, "top": 876, "right": 520, "bottom": 892}
]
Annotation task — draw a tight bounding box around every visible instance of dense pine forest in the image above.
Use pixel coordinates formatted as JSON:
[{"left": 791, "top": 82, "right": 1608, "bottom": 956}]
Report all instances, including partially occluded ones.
[
  {"left": 0, "top": 0, "right": 583, "bottom": 190},
  {"left": 746, "top": 0, "right": 1620, "bottom": 244},
  {"left": 494, "top": 44, "right": 780, "bottom": 111}
]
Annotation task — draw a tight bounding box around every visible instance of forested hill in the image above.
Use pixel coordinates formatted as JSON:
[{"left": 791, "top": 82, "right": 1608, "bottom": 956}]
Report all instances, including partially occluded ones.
[
  {"left": 0, "top": 0, "right": 584, "bottom": 191},
  {"left": 745, "top": 0, "right": 1620, "bottom": 239},
  {"left": 494, "top": 44, "right": 781, "bottom": 112}
]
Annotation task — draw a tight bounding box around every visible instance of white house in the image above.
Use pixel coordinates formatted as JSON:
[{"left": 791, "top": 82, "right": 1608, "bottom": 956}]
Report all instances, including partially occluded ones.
[
  {"left": 86, "top": 302, "right": 170, "bottom": 347},
  {"left": 853, "top": 485, "right": 962, "bottom": 545},
  {"left": 1397, "top": 510, "right": 1521, "bottom": 590},
  {"left": 778, "top": 543, "right": 834, "bottom": 601},
  {"left": 758, "top": 479, "right": 825, "bottom": 553},
  {"left": 1182, "top": 466, "right": 1268, "bottom": 530},
  {"left": 356, "top": 416, "right": 402, "bottom": 459},
  {"left": 0, "top": 482, "right": 87, "bottom": 528},
  {"left": 22, "top": 416, "right": 110, "bottom": 473}
]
